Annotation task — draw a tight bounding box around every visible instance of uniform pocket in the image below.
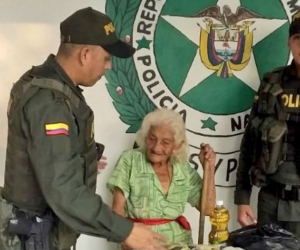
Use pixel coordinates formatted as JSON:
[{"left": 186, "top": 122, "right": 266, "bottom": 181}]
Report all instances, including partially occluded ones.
[
  {"left": 53, "top": 220, "right": 78, "bottom": 250},
  {"left": 0, "top": 187, "right": 21, "bottom": 250},
  {"left": 254, "top": 117, "right": 287, "bottom": 174},
  {"left": 85, "top": 112, "right": 94, "bottom": 147}
]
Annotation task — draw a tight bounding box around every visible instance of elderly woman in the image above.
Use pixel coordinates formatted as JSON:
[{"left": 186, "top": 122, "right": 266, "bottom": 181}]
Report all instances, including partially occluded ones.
[{"left": 107, "top": 108, "right": 216, "bottom": 247}]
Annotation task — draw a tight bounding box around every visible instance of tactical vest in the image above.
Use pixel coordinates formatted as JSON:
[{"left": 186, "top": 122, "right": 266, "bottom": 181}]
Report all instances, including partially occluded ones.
[
  {"left": 251, "top": 67, "right": 300, "bottom": 186},
  {"left": 2, "top": 74, "right": 98, "bottom": 248}
]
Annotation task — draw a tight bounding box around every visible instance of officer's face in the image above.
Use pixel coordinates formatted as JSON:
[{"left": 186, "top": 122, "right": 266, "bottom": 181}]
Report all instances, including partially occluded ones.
[
  {"left": 145, "top": 124, "right": 179, "bottom": 164},
  {"left": 289, "top": 33, "right": 300, "bottom": 66},
  {"left": 81, "top": 46, "right": 112, "bottom": 86}
]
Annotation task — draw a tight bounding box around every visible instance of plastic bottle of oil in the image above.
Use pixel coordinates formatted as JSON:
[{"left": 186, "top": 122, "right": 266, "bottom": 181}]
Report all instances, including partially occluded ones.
[{"left": 208, "top": 200, "right": 230, "bottom": 246}]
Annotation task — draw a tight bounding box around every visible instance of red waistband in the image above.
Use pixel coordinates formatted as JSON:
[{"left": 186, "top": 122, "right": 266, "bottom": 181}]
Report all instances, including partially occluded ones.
[{"left": 128, "top": 215, "right": 191, "bottom": 230}]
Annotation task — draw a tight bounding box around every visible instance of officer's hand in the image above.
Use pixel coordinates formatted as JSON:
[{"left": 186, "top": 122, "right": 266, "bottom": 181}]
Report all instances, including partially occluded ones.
[
  {"left": 198, "top": 143, "right": 216, "bottom": 168},
  {"left": 97, "top": 156, "right": 107, "bottom": 173},
  {"left": 237, "top": 205, "right": 257, "bottom": 227},
  {"left": 123, "top": 223, "right": 167, "bottom": 250}
]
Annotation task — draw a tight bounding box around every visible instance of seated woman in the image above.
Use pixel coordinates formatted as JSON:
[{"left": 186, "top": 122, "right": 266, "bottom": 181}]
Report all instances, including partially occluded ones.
[{"left": 107, "top": 108, "right": 216, "bottom": 247}]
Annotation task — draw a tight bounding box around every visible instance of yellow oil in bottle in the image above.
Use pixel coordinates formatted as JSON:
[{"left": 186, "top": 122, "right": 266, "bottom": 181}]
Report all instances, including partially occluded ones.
[{"left": 208, "top": 200, "right": 230, "bottom": 245}]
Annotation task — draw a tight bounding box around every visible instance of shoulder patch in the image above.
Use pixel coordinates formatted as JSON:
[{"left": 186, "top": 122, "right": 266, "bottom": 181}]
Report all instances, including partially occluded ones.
[
  {"left": 271, "top": 66, "right": 286, "bottom": 73},
  {"left": 263, "top": 66, "right": 286, "bottom": 77},
  {"left": 262, "top": 66, "right": 286, "bottom": 83},
  {"left": 45, "top": 123, "right": 69, "bottom": 136}
]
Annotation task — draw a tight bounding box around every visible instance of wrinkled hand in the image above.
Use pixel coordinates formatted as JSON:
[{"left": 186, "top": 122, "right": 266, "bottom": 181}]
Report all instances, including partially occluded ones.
[
  {"left": 237, "top": 204, "right": 257, "bottom": 227},
  {"left": 97, "top": 156, "right": 107, "bottom": 173},
  {"left": 123, "top": 223, "right": 167, "bottom": 250},
  {"left": 121, "top": 243, "right": 131, "bottom": 250},
  {"left": 198, "top": 143, "right": 216, "bottom": 167}
]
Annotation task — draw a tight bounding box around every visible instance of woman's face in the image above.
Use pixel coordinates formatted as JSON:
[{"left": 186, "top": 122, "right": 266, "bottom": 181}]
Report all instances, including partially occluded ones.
[{"left": 145, "top": 124, "right": 178, "bottom": 164}]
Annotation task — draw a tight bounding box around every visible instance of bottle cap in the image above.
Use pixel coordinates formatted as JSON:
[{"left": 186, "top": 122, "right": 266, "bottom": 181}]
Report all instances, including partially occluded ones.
[{"left": 216, "top": 200, "right": 223, "bottom": 206}]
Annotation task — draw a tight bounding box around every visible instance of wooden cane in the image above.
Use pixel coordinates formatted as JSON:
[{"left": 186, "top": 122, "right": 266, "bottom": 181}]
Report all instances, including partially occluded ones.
[{"left": 198, "top": 159, "right": 210, "bottom": 244}]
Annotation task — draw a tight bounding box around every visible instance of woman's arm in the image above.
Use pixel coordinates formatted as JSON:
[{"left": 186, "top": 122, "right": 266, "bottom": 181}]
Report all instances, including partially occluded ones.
[
  {"left": 107, "top": 151, "right": 133, "bottom": 217},
  {"left": 198, "top": 165, "right": 216, "bottom": 215},
  {"left": 112, "top": 187, "right": 127, "bottom": 217},
  {"left": 197, "top": 143, "right": 216, "bottom": 215}
]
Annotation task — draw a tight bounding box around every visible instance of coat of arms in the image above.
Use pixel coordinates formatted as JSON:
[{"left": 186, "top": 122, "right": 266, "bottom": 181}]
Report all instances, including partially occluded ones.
[{"left": 196, "top": 5, "right": 261, "bottom": 78}]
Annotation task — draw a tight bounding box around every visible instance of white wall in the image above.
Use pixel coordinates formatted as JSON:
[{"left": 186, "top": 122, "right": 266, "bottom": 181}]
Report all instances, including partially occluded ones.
[{"left": 0, "top": 0, "right": 294, "bottom": 249}]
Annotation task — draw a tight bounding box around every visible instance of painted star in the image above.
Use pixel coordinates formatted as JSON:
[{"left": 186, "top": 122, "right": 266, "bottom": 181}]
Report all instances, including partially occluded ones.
[
  {"left": 161, "top": 0, "right": 287, "bottom": 96},
  {"left": 201, "top": 117, "right": 218, "bottom": 131},
  {"left": 136, "top": 36, "right": 152, "bottom": 50}
]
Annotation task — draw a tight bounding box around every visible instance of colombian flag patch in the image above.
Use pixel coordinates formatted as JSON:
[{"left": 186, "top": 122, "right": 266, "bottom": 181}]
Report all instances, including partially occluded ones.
[{"left": 45, "top": 123, "right": 69, "bottom": 136}]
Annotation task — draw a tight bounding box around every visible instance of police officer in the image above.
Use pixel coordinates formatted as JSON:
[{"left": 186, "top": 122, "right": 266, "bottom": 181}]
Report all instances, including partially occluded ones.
[
  {"left": 0, "top": 7, "right": 167, "bottom": 250},
  {"left": 234, "top": 10, "right": 300, "bottom": 238}
]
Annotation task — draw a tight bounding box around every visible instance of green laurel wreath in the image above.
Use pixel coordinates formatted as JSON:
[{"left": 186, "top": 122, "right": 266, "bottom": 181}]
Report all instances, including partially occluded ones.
[{"left": 105, "top": 0, "right": 156, "bottom": 133}]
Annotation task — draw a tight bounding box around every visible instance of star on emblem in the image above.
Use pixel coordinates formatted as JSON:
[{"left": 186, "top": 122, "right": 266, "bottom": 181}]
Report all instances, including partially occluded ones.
[
  {"left": 136, "top": 36, "right": 152, "bottom": 50},
  {"left": 201, "top": 117, "right": 218, "bottom": 131},
  {"left": 161, "top": 0, "right": 287, "bottom": 96}
]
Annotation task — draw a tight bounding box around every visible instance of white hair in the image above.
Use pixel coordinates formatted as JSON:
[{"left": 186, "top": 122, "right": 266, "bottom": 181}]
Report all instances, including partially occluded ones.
[{"left": 136, "top": 108, "right": 189, "bottom": 162}]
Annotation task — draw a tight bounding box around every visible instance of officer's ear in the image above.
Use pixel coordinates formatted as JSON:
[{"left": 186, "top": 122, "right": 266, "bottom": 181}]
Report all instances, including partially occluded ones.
[{"left": 78, "top": 46, "right": 92, "bottom": 66}]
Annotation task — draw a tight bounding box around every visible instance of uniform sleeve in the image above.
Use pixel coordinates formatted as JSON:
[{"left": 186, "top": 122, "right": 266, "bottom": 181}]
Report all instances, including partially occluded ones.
[
  {"left": 187, "top": 164, "right": 202, "bottom": 207},
  {"left": 107, "top": 151, "right": 132, "bottom": 199},
  {"left": 23, "top": 90, "right": 133, "bottom": 243},
  {"left": 234, "top": 122, "right": 255, "bottom": 205},
  {"left": 234, "top": 78, "right": 266, "bottom": 205}
]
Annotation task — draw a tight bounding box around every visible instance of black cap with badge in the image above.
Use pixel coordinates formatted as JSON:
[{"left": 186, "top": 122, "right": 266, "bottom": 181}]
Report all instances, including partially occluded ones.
[
  {"left": 60, "top": 7, "right": 135, "bottom": 58},
  {"left": 289, "top": 10, "right": 300, "bottom": 37}
]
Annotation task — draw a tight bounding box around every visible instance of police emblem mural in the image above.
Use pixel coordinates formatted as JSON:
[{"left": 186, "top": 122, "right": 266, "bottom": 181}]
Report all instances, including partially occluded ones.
[{"left": 105, "top": 0, "right": 296, "bottom": 187}]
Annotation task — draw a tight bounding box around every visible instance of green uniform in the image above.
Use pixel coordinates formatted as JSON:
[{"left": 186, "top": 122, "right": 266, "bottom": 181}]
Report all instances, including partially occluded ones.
[
  {"left": 235, "top": 61, "right": 300, "bottom": 238},
  {"left": 0, "top": 55, "right": 133, "bottom": 250},
  {"left": 107, "top": 148, "right": 202, "bottom": 246}
]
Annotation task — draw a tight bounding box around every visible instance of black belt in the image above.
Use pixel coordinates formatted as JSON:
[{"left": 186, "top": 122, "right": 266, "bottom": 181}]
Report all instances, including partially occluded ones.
[{"left": 264, "top": 182, "right": 300, "bottom": 201}]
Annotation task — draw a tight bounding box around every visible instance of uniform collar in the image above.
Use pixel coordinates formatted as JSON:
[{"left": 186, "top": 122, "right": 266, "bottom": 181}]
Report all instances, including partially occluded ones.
[
  {"left": 285, "top": 60, "right": 299, "bottom": 80},
  {"left": 44, "top": 54, "right": 85, "bottom": 100}
]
